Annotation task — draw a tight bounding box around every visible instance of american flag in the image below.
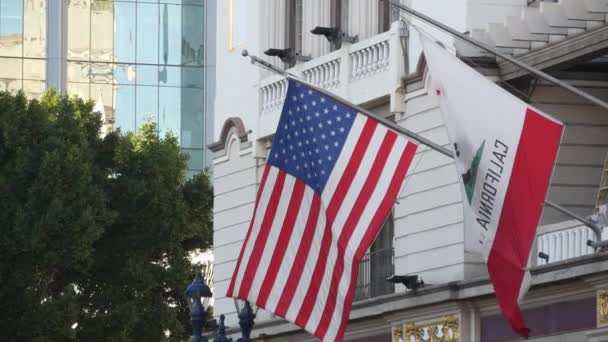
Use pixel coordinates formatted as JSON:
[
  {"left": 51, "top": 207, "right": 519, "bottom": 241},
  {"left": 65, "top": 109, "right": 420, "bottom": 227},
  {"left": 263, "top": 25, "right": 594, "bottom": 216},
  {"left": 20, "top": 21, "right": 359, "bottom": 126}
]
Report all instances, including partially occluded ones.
[{"left": 226, "top": 80, "right": 418, "bottom": 341}]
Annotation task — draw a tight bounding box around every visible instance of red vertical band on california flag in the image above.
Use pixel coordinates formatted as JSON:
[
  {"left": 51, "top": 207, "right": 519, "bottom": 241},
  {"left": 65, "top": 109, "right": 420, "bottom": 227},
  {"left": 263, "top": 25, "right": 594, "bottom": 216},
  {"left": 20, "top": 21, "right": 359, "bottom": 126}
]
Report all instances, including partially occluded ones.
[
  {"left": 335, "top": 141, "right": 418, "bottom": 340},
  {"left": 226, "top": 165, "right": 272, "bottom": 297},
  {"left": 255, "top": 179, "right": 306, "bottom": 308},
  {"left": 487, "top": 108, "right": 562, "bottom": 337},
  {"left": 237, "top": 171, "right": 287, "bottom": 299}
]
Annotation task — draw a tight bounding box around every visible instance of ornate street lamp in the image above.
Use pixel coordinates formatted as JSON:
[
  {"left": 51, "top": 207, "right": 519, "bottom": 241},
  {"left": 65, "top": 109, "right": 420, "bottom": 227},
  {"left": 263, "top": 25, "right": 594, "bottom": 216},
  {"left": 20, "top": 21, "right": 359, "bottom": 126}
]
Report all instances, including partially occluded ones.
[
  {"left": 185, "top": 271, "right": 213, "bottom": 342},
  {"left": 233, "top": 299, "right": 258, "bottom": 342}
]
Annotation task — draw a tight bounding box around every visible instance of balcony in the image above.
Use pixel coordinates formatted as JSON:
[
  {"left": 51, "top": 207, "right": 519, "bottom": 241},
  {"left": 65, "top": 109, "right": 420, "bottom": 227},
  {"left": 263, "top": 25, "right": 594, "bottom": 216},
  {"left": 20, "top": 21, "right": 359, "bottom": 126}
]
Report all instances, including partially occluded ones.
[
  {"left": 536, "top": 220, "right": 596, "bottom": 265},
  {"left": 354, "top": 247, "right": 395, "bottom": 301},
  {"left": 258, "top": 21, "right": 406, "bottom": 138}
]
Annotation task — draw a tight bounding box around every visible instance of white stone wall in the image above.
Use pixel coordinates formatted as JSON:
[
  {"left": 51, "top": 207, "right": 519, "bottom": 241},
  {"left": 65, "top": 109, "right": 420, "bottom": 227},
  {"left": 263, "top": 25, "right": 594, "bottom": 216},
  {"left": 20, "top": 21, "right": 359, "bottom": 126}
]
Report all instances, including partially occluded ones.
[
  {"left": 211, "top": 132, "right": 259, "bottom": 326},
  {"left": 532, "top": 82, "right": 608, "bottom": 223},
  {"left": 214, "top": 0, "right": 263, "bottom": 141}
]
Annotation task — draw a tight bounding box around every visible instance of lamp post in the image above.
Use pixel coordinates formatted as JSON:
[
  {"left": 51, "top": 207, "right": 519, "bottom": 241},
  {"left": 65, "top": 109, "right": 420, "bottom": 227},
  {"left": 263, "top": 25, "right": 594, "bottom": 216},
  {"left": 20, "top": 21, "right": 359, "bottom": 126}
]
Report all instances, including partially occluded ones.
[
  {"left": 233, "top": 299, "right": 257, "bottom": 342},
  {"left": 185, "top": 271, "right": 213, "bottom": 342}
]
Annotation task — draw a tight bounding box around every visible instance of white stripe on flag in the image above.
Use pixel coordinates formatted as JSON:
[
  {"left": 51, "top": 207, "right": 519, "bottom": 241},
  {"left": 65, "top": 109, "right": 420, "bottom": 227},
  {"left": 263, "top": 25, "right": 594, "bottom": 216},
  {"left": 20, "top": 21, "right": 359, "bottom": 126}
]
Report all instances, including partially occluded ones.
[
  {"left": 321, "top": 114, "right": 367, "bottom": 206},
  {"left": 247, "top": 175, "right": 296, "bottom": 303},
  {"left": 285, "top": 207, "right": 327, "bottom": 322},
  {"left": 263, "top": 186, "right": 316, "bottom": 312},
  {"left": 231, "top": 167, "right": 279, "bottom": 295},
  {"left": 324, "top": 136, "right": 408, "bottom": 341},
  {"left": 305, "top": 123, "right": 388, "bottom": 333}
]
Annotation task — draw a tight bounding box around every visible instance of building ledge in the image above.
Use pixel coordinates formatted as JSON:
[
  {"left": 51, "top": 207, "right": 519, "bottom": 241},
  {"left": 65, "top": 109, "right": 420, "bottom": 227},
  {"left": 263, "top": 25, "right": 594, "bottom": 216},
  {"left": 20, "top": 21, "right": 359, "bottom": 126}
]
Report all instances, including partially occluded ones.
[{"left": 226, "top": 251, "right": 608, "bottom": 339}]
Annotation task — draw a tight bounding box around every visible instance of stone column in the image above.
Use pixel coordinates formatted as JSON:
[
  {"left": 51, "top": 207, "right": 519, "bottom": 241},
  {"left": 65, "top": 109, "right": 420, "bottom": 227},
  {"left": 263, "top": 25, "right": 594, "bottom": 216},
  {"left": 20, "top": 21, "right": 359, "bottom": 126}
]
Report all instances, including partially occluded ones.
[
  {"left": 303, "top": 0, "right": 331, "bottom": 58},
  {"left": 259, "top": 0, "right": 286, "bottom": 68},
  {"left": 348, "top": 0, "right": 379, "bottom": 41}
]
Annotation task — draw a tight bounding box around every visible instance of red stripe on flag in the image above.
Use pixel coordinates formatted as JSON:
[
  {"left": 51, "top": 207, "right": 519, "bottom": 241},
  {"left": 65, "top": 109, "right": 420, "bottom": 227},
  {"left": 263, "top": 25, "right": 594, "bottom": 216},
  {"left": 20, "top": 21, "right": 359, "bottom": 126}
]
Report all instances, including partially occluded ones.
[
  {"left": 274, "top": 194, "right": 321, "bottom": 317},
  {"left": 256, "top": 179, "right": 306, "bottom": 308},
  {"left": 294, "top": 118, "right": 378, "bottom": 327},
  {"left": 488, "top": 108, "right": 562, "bottom": 338},
  {"left": 335, "top": 141, "right": 418, "bottom": 340},
  {"left": 315, "top": 131, "right": 398, "bottom": 339},
  {"left": 237, "top": 171, "right": 287, "bottom": 300},
  {"left": 227, "top": 165, "right": 272, "bottom": 297}
]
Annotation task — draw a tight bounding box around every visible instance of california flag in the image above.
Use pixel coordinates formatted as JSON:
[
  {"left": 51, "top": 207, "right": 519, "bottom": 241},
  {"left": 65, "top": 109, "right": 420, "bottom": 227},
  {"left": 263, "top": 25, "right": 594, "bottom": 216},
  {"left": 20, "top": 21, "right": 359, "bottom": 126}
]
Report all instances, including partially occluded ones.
[{"left": 421, "top": 36, "right": 563, "bottom": 337}]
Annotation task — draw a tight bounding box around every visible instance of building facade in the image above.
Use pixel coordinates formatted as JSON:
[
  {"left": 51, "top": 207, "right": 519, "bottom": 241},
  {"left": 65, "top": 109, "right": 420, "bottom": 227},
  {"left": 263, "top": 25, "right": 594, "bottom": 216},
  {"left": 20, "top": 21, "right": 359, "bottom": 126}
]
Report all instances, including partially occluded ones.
[
  {"left": 211, "top": 1, "right": 608, "bottom": 341},
  {"left": 0, "top": 0, "right": 215, "bottom": 173}
]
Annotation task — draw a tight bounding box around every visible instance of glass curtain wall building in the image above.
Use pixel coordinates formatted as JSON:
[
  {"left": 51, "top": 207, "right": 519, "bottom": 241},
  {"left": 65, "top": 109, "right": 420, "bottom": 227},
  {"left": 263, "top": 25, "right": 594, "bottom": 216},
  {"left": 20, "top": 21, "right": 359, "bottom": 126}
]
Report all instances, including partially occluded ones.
[
  {"left": 0, "top": 0, "right": 46, "bottom": 97},
  {"left": 0, "top": 0, "right": 208, "bottom": 175}
]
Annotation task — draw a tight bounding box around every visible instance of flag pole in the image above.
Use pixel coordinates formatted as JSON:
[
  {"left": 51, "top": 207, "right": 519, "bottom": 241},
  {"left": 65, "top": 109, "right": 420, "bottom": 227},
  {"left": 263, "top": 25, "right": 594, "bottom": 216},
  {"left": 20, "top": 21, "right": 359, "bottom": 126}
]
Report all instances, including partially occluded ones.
[
  {"left": 242, "top": 50, "right": 602, "bottom": 241},
  {"left": 241, "top": 50, "right": 454, "bottom": 158},
  {"left": 389, "top": 1, "right": 608, "bottom": 113}
]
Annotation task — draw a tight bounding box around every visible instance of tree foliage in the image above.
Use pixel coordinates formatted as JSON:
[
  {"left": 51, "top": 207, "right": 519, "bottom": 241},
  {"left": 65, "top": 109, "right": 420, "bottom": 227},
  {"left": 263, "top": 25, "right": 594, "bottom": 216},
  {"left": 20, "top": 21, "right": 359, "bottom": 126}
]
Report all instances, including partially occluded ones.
[{"left": 0, "top": 90, "right": 213, "bottom": 341}]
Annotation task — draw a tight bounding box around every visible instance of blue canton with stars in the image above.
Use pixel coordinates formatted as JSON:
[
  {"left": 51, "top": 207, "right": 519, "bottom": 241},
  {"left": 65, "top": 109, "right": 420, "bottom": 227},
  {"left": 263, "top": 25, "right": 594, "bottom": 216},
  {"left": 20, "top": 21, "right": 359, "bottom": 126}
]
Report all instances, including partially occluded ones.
[{"left": 267, "top": 80, "right": 357, "bottom": 193}]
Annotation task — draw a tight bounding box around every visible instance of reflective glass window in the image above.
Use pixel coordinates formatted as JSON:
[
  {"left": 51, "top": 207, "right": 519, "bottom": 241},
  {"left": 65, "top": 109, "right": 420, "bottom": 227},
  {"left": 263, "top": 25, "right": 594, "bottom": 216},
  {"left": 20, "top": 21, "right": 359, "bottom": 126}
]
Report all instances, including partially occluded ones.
[
  {"left": 160, "top": 65, "right": 181, "bottom": 87},
  {"left": 67, "top": 0, "right": 90, "bottom": 60},
  {"left": 114, "top": 1, "right": 136, "bottom": 63},
  {"left": 182, "top": 148, "right": 203, "bottom": 171},
  {"left": 0, "top": 0, "right": 23, "bottom": 57},
  {"left": 114, "top": 84, "right": 136, "bottom": 132},
  {"left": 136, "top": 64, "right": 158, "bottom": 85},
  {"left": 113, "top": 63, "right": 136, "bottom": 84},
  {"left": 181, "top": 66, "right": 203, "bottom": 88},
  {"left": 181, "top": 5, "right": 204, "bottom": 66},
  {"left": 91, "top": 83, "right": 114, "bottom": 124},
  {"left": 67, "top": 82, "right": 91, "bottom": 99},
  {"left": 67, "top": 61, "right": 91, "bottom": 83},
  {"left": 24, "top": 0, "right": 46, "bottom": 58},
  {"left": 23, "top": 79, "right": 45, "bottom": 98},
  {"left": 136, "top": 85, "right": 158, "bottom": 130},
  {"left": 159, "top": 86, "right": 181, "bottom": 139},
  {"left": 180, "top": 88, "right": 203, "bottom": 148},
  {"left": 0, "top": 57, "right": 22, "bottom": 79},
  {"left": 159, "top": 4, "right": 181, "bottom": 65},
  {"left": 90, "top": 62, "right": 113, "bottom": 83},
  {"left": 23, "top": 58, "right": 45, "bottom": 80},
  {"left": 91, "top": 0, "right": 113, "bottom": 62},
  {"left": 160, "top": 1, "right": 205, "bottom": 6},
  {"left": 136, "top": 2, "right": 158, "bottom": 64}
]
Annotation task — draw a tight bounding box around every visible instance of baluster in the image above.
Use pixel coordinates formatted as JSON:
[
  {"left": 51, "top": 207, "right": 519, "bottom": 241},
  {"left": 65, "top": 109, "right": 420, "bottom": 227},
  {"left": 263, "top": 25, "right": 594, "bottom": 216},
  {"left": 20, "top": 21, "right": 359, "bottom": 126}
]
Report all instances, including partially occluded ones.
[
  {"left": 563, "top": 231, "right": 569, "bottom": 259},
  {"left": 575, "top": 228, "right": 581, "bottom": 257},
  {"left": 326, "top": 63, "right": 333, "bottom": 89},
  {"left": 273, "top": 83, "right": 279, "bottom": 110},
  {"left": 268, "top": 85, "right": 274, "bottom": 111},
  {"left": 568, "top": 231, "right": 574, "bottom": 259},
  {"left": 362, "top": 48, "right": 369, "bottom": 76},
  {"left": 551, "top": 234, "right": 557, "bottom": 262},
  {"left": 383, "top": 41, "right": 390, "bottom": 69},
  {"left": 356, "top": 52, "right": 363, "bottom": 79},
  {"left": 377, "top": 43, "right": 385, "bottom": 72},
  {"left": 335, "top": 60, "right": 341, "bottom": 87},
  {"left": 275, "top": 82, "right": 280, "bottom": 110},
  {"left": 372, "top": 44, "right": 379, "bottom": 73},
  {"left": 352, "top": 52, "right": 359, "bottom": 79},
  {"left": 332, "top": 60, "right": 339, "bottom": 88},
  {"left": 283, "top": 79, "right": 288, "bottom": 99},
  {"left": 322, "top": 64, "right": 329, "bottom": 89}
]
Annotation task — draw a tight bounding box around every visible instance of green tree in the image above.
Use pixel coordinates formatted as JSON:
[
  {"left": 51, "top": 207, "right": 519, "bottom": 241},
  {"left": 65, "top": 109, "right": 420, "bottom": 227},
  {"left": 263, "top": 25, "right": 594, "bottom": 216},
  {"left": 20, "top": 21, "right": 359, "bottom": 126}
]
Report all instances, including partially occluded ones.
[{"left": 0, "top": 90, "right": 213, "bottom": 341}]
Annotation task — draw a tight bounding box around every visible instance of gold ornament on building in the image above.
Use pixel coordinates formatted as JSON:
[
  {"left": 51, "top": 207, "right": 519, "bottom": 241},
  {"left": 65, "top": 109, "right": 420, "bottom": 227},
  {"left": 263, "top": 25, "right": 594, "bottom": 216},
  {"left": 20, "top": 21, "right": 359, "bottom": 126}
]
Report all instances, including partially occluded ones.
[
  {"left": 599, "top": 288, "right": 608, "bottom": 325},
  {"left": 393, "top": 315, "right": 459, "bottom": 342}
]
